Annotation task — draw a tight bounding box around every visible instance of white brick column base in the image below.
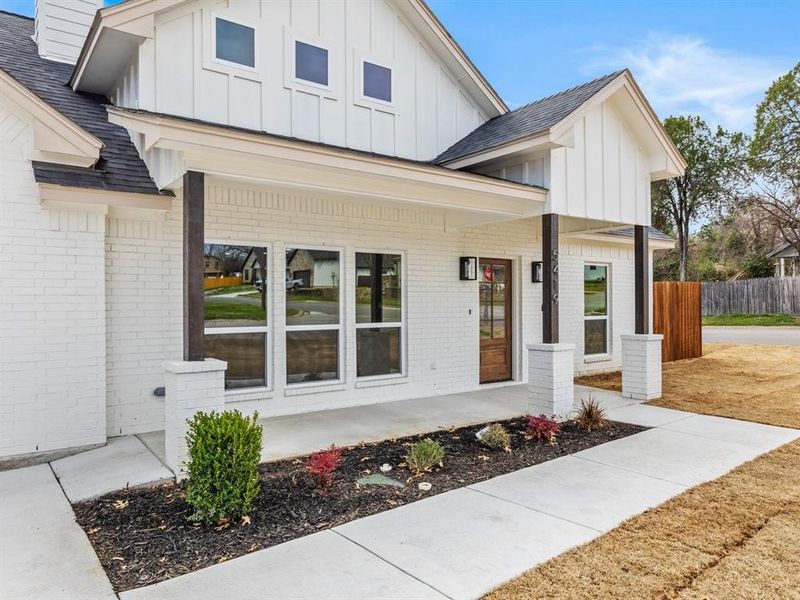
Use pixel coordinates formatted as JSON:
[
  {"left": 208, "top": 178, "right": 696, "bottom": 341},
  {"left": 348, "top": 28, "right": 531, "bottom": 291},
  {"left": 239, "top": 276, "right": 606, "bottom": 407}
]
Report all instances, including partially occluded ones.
[
  {"left": 622, "top": 334, "right": 663, "bottom": 400},
  {"left": 163, "top": 359, "right": 227, "bottom": 479},
  {"left": 527, "top": 343, "right": 575, "bottom": 420}
]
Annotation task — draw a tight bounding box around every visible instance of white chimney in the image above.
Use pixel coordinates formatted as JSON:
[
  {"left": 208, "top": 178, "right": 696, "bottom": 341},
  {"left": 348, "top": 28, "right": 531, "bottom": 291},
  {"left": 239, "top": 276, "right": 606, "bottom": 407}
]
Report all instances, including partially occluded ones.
[{"left": 34, "top": 0, "right": 102, "bottom": 65}]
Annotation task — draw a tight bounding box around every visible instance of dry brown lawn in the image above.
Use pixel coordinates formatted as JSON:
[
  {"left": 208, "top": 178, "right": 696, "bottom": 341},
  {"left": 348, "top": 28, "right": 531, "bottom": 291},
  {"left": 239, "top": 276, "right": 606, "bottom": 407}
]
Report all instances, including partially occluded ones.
[
  {"left": 577, "top": 344, "right": 800, "bottom": 429},
  {"left": 485, "top": 344, "right": 800, "bottom": 600}
]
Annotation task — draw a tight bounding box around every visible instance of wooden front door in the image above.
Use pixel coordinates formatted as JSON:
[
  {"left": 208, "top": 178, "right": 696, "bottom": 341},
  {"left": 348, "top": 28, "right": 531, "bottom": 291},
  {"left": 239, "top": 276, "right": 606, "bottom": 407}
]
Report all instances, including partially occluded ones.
[{"left": 479, "top": 259, "right": 512, "bottom": 383}]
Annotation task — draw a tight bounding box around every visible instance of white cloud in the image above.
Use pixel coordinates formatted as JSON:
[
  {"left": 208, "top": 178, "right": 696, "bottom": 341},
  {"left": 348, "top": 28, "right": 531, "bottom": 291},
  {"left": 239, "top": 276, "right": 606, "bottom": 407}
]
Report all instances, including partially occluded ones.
[{"left": 582, "top": 34, "right": 787, "bottom": 131}]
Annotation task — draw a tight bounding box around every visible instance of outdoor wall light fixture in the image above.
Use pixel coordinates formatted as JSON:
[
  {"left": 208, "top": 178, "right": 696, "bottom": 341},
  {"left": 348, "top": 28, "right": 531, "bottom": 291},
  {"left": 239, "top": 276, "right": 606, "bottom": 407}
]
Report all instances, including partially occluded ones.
[
  {"left": 531, "top": 261, "right": 543, "bottom": 283},
  {"left": 460, "top": 256, "right": 478, "bottom": 280}
]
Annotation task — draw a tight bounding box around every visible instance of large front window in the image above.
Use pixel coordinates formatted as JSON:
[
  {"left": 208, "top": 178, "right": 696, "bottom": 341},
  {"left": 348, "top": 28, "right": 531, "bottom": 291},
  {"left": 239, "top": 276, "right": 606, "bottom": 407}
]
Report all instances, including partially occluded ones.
[
  {"left": 356, "top": 253, "right": 402, "bottom": 377},
  {"left": 285, "top": 248, "right": 341, "bottom": 384},
  {"left": 203, "top": 244, "right": 268, "bottom": 389},
  {"left": 584, "top": 264, "right": 609, "bottom": 355}
]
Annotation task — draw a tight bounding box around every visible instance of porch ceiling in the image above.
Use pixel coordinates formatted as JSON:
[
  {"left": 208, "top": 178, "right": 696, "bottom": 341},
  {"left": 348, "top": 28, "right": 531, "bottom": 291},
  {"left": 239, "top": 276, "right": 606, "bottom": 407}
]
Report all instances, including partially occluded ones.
[{"left": 107, "top": 107, "right": 548, "bottom": 228}]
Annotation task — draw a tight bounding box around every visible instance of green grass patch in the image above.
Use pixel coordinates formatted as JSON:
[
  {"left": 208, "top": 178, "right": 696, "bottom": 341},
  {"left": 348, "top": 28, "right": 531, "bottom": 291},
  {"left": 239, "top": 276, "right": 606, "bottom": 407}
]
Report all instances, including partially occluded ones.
[
  {"left": 205, "top": 284, "right": 256, "bottom": 296},
  {"left": 702, "top": 313, "right": 800, "bottom": 326},
  {"left": 204, "top": 302, "right": 265, "bottom": 321}
]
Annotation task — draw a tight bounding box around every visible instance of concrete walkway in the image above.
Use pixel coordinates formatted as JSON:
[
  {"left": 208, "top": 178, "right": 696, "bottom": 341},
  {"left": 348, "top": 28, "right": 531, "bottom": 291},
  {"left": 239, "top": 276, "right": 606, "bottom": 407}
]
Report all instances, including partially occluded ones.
[
  {"left": 120, "top": 400, "right": 798, "bottom": 600},
  {"left": 703, "top": 325, "right": 800, "bottom": 345}
]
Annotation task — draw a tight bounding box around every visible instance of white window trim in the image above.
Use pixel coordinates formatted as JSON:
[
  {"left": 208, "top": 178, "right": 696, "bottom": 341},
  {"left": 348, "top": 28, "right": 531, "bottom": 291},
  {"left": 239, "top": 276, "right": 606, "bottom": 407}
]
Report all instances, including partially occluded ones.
[
  {"left": 284, "top": 245, "right": 345, "bottom": 388},
  {"left": 203, "top": 241, "right": 273, "bottom": 393},
  {"left": 354, "top": 51, "right": 395, "bottom": 111},
  {"left": 283, "top": 27, "right": 339, "bottom": 99},
  {"left": 204, "top": 11, "right": 261, "bottom": 81},
  {"left": 583, "top": 262, "right": 611, "bottom": 358},
  {"left": 353, "top": 249, "right": 407, "bottom": 381}
]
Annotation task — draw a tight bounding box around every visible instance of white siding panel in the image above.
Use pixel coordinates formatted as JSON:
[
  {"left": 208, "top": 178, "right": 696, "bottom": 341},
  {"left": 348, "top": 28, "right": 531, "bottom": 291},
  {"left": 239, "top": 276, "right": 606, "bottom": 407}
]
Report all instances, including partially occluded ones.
[
  {"left": 140, "top": 0, "right": 489, "bottom": 161},
  {"left": 372, "top": 109, "right": 395, "bottom": 155},
  {"left": 155, "top": 13, "right": 194, "bottom": 117},
  {"left": 603, "top": 104, "right": 621, "bottom": 222},
  {"left": 584, "top": 107, "right": 603, "bottom": 220}
]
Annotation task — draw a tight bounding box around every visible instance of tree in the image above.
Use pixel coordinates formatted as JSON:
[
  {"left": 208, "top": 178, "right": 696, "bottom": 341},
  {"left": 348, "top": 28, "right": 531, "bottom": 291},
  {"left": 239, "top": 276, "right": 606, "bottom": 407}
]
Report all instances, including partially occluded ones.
[
  {"left": 652, "top": 116, "right": 747, "bottom": 280},
  {"left": 748, "top": 62, "right": 800, "bottom": 253}
]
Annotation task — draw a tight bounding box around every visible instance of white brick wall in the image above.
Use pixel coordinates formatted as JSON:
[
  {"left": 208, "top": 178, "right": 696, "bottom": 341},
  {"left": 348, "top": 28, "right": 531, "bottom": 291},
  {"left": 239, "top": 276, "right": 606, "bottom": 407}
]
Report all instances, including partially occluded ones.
[
  {"left": 0, "top": 104, "right": 107, "bottom": 457},
  {"left": 100, "top": 181, "right": 638, "bottom": 431}
]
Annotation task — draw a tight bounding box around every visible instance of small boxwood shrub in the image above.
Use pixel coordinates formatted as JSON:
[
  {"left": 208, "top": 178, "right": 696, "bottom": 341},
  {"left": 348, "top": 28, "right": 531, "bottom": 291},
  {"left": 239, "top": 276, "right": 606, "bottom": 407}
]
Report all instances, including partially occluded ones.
[
  {"left": 526, "top": 414, "right": 560, "bottom": 444},
  {"left": 576, "top": 396, "right": 608, "bottom": 431},
  {"left": 479, "top": 423, "right": 512, "bottom": 451},
  {"left": 406, "top": 438, "right": 445, "bottom": 475},
  {"left": 185, "top": 410, "right": 262, "bottom": 524}
]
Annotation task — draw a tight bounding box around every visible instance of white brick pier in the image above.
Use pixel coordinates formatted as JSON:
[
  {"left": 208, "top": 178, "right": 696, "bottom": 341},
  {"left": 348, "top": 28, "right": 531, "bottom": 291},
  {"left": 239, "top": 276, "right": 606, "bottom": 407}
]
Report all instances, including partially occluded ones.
[
  {"left": 621, "top": 334, "right": 663, "bottom": 400},
  {"left": 527, "top": 343, "right": 575, "bottom": 419}
]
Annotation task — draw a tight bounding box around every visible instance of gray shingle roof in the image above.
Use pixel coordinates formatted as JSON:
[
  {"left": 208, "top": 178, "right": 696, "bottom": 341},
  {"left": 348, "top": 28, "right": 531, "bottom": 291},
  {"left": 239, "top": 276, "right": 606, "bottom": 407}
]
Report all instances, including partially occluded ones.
[
  {"left": 434, "top": 70, "right": 624, "bottom": 164},
  {"left": 0, "top": 10, "right": 165, "bottom": 196},
  {"left": 602, "top": 226, "right": 674, "bottom": 242}
]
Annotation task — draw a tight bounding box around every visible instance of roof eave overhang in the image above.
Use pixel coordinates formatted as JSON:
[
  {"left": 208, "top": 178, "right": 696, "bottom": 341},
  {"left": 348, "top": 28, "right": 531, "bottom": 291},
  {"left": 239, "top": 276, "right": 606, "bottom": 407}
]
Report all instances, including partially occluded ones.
[
  {"left": 562, "top": 230, "right": 675, "bottom": 250},
  {"left": 107, "top": 107, "right": 548, "bottom": 219},
  {"left": 37, "top": 182, "right": 173, "bottom": 215},
  {"left": 0, "top": 68, "right": 102, "bottom": 167}
]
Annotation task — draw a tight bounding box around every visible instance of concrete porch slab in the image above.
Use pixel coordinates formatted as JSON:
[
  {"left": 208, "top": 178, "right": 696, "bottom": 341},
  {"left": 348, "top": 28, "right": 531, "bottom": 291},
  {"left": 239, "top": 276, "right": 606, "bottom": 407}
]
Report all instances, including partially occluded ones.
[
  {"left": 120, "top": 529, "right": 446, "bottom": 600},
  {"left": 51, "top": 435, "right": 173, "bottom": 503},
  {"left": 574, "top": 384, "right": 638, "bottom": 411},
  {"left": 574, "top": 427, "right": 769, "bottom": 487},
  {"left": 335, "top": 487, "right": 598, "bottom": 600},
  {"left": 0, "top": 465, "right": 116, "bottom": 600},
  {"left": 661, "top": 413, "right": 800, "bottom": 451},
  {"left": 470, "top": 455, "right": 686, "bottom": 531}
]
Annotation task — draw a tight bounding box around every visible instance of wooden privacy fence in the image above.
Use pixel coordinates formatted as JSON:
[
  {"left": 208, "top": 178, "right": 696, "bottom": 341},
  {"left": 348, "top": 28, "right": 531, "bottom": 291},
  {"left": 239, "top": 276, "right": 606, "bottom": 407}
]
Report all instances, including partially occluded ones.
[
  {"left": 654, "top": 281, "right": 702, "bottom": 362},
  {"left": 702, "top": 277, "right": 800, "bottom": 316}
]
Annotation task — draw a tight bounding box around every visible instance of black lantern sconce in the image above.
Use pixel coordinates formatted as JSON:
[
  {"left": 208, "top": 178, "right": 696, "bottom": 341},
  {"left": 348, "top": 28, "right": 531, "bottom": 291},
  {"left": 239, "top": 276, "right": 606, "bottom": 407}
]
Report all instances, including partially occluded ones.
[
  {"left": 460, "top": 256, "right": 478, "bottom": 281},
  {"left": 531, "top": 261, "right": 543, "bottom": 283}
]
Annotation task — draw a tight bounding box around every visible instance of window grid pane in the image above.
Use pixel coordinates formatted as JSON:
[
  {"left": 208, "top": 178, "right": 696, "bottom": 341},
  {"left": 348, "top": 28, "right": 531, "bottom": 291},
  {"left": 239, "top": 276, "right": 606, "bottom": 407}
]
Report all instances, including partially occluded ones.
[
  {"left": 363, "top": 61, "right": 391, "bottom": 102},
  {"left": 356, "top": 252, "right": 403, "bottom": 377},
  {"left": 215, "top": 18, "right": 255, "bottom": 67},
  {"left": 295, "top": 41, "right": 328, "bottom": 86},
  {"left": 205, "top": 332, "right": 266, "bottom": 389}
]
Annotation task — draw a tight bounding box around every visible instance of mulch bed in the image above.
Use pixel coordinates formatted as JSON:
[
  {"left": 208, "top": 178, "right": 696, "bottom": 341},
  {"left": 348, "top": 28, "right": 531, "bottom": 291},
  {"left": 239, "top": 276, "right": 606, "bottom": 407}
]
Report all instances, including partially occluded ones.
[{"left": 74, "top": 417, "right": 645, "bottom": 592}]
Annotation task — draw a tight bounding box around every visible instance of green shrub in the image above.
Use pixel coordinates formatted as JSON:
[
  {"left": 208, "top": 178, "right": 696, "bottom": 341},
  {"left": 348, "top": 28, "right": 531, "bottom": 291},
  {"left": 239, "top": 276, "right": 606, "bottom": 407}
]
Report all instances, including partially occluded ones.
[
  {"left": 406, "top": 438, "right": 445, "bottom": 475},
  {"left": 479, "top": 423, "right": 511, "bottom": 451},
  {"left": 185, "top": 410, "right": 263, "bottom": 524}
]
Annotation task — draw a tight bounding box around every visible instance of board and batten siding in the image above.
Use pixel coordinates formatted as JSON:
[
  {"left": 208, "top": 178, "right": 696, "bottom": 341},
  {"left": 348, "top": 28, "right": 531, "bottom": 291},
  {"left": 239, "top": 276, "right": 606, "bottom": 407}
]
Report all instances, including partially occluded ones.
[
  {"left": 549, "top": 100, "right": 651, "bottom": 224},
  {"left": 113, "top": 0, "right": 488, "bottom": 161}
]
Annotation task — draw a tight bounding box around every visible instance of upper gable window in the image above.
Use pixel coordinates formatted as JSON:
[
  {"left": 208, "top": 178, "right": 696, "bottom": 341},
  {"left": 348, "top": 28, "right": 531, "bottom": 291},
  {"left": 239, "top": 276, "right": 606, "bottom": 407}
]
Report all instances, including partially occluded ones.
[
  {"left": 295, "top": 41, "right": 328, "bottom": 86},
  {"left": 215, "top": 17, "right": 255, "bottom": 68},
  {"left": 363, "top": 61, "right": 392, "bottom": 103}
]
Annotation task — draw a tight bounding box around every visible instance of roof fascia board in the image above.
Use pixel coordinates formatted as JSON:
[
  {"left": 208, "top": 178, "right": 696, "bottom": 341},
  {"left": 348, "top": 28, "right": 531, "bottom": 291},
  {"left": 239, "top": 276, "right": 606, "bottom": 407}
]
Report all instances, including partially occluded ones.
[
  {"left": 106, "top": 107, "right": 548, "bottom": 202},
  {"left": 0, "top": 69, "right": 102, "bottom": 166},
  {"left": 38, "top": 183, "right": 173, "bottom": 212},
  {"left": 440, "top": 131, "right": 555, "bottom": 169},
  {"left": 394, "top": 0, "right": 508, "bottom": 115}
]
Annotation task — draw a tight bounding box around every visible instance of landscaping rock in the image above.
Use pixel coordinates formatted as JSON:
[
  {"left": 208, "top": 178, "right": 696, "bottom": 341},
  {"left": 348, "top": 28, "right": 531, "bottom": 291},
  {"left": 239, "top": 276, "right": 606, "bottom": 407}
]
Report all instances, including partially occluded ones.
[{"left": 357, "top": 474, "right": 405, "bottom": 488}]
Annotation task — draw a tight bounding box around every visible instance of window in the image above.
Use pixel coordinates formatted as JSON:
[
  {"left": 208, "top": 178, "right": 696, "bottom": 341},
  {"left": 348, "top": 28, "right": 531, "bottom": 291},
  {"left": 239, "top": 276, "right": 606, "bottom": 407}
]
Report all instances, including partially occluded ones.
[
  {"left": 285, "top": 248, "right": 340, "bottom": 383},
  {"left": 584, "top": 264, "right": 609, "bottom": 355},
  {"left": 215, "top": 18, "right": 255, "bottom": 68},
  {"left": 356, "top": 253, "right": 402, "bottom": 377},
  {"left": 295, "top": 41, "right": 328, "bottom": 86},
  {"left": 363, "top": 61, "right": 391, "bottom": 102},
  {"left": 203, "top": 244, "right": 268, "bottom": 389}
]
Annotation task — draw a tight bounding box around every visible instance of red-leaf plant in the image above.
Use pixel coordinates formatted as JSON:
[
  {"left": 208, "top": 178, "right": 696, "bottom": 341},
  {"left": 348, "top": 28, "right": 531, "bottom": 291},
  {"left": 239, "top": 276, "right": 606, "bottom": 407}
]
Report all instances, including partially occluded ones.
[
  {"left": 526, "top": 414, "right": 561, "bottom": 445},
  {"left": 305, "top": 445, "right": 343, "bottom": 493}
]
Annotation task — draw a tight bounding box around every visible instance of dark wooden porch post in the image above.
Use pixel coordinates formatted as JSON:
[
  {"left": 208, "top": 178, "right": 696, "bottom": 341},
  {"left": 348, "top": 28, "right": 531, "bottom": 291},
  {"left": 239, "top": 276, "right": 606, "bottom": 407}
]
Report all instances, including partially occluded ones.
[
  {"left": 184, "top": 170, "right": 205, "bottom": 361},
  {"left": 634, "top": 224, "right": 650, "bottom": 334},
  {"left": 542, "top": 213, "right": 559, "bottom": 343}
]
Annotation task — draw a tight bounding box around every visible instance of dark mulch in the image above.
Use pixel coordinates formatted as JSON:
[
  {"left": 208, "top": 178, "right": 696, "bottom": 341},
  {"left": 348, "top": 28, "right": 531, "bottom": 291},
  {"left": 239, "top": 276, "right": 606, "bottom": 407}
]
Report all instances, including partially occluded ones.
[{"left": 74, "top": 418, "right": 645, "bottom": 592}]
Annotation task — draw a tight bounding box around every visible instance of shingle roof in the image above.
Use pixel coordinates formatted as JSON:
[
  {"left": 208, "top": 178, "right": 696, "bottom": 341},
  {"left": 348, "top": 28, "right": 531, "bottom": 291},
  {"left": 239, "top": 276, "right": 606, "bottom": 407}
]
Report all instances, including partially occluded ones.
[
  {"left": 434, "top": 70, "right": 624, "bottom": 165},
  {"left": 602, "top": 226, "right": 674, "bottom": 243},
  {"left": 0, "top": 10, "right": 165, "bottom": 196}
]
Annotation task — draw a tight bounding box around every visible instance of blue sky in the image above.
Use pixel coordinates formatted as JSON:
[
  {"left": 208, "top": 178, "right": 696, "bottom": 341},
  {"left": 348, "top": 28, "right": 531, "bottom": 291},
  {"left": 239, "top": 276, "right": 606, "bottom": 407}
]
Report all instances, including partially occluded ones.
[{"left": 3, "top": 0, "right": 797, "bottom": 132}]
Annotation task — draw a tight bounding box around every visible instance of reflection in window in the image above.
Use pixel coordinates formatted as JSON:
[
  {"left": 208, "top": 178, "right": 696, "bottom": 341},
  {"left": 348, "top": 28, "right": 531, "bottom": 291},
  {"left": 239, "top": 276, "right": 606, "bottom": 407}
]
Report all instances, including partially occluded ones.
[
  {"left": 295, "top": 41, "right": 328, "bottom": 86},
  {"left": 356, "top": 253, "right": 402, "bottom": 377},
  {"left": 203, "top": 244, "right": 268, "bottom": 389},
  {"left": 215, "top": 18, "right": 255, "bottom": 68},
  {"left": 285, "top": 248, "right": 340, "bottom": 383},
  {"left": 584, "top": 264, "right": 609, "bottom": 355},
  {"left": 363, "top": 61, "right": 391, "bottom": 102},
  {"left": 479, "top": 261, "right": 506, "bottom": 340}
]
